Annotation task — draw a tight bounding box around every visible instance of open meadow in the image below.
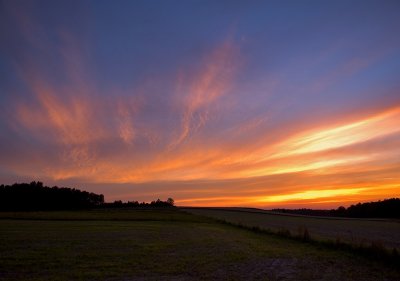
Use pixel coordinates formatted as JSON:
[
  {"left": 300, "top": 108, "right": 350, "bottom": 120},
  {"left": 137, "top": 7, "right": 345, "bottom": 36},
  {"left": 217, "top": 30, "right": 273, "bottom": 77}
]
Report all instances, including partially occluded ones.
[
  {"left": 184, "top": 208, "right": 400, "bottom": 251},
  {"left": 1, "top": 209, "right": 399, "bottom": 281}
]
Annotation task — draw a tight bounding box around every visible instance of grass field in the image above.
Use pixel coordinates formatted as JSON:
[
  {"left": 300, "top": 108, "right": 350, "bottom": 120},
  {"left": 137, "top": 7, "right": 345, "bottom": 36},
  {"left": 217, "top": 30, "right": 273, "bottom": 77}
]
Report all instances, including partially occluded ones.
[
  {"left": 1, "top": 209, "right": 399, "bottom": 281},
  {"left": 0, "top": 208, "right": 201, "bottom": 222},
  {"left": 184, "top": 208, "right": 400, "bottom": 250}
]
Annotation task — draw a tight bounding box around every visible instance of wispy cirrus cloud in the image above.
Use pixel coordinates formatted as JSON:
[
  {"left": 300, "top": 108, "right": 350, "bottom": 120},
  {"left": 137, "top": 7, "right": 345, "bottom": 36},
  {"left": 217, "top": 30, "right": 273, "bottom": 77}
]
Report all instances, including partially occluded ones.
[{"left": 170, "top": 41, "right": 239, "bottom": 147}]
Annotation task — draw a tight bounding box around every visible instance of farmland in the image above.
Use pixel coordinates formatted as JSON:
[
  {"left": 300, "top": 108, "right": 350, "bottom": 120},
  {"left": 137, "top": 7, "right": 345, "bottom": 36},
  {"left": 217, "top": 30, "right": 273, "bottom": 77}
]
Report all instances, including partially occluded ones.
[
  {"left": 0, "top": 209, "right": 399, "bottom": 281},
  {"left": 184, "top": 208, "right": 400, "bottom": 250}
]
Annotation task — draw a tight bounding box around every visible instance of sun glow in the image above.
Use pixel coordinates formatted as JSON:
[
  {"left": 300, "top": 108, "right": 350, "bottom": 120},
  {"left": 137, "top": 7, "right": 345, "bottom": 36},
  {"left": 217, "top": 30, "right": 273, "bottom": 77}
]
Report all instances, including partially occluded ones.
[{"left": 258, "top": 188, "right": 367, "bottom": 203}]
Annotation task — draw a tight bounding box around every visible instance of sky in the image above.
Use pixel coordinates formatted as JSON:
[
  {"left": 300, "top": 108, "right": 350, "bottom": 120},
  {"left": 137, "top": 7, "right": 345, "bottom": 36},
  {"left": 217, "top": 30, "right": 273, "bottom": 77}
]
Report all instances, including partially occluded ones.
[{"left": 1, "top": 0, "right": 400, "bottom": 208}]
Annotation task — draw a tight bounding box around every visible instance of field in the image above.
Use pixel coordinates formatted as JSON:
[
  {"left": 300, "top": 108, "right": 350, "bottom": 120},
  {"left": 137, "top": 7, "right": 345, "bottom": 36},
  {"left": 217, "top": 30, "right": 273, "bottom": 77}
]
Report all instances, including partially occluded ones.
[
  {"left": 1, "top": 209, "right": 399, "bottom": 281},
  {"left": 184, "top": 208, "right": 400, "bottom": 250}
]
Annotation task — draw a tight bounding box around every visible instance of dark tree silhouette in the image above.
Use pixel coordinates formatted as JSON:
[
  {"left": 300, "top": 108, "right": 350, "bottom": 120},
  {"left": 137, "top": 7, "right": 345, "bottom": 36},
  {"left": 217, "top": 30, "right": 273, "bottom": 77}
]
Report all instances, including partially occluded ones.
[
  {"left": 272, "top": 198, "right": 400, "bottom": 218},
  {"left": 342, "top": 198, "right": 400, "bottom": 218},
  {"left": 0, "top": 182, "right": 175, "bottom": 211},
  {"left": 103, "top": 198, "right": 175, "bottom": 208},
  {"left": 167, "top": 198, "right": 175, "bottom": 206},
  {"left": 0, "top": 182, "right": 104, "bottom": 211}
]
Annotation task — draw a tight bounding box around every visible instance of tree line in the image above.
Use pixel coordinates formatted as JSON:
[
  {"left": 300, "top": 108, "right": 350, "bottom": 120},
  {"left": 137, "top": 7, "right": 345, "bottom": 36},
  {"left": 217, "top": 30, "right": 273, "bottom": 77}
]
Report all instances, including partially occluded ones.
[
  {"left": 0, "top": 181, "right": 104, "bottom": 211},
  {"left": 104, "top": 198, "right": 175, "bottom": 208},
  {"left": 0, "top": 182, "right": 174, "bottom": 211},
  {"left": 272, "top": 198, "right": 400, "bottom": 218}
]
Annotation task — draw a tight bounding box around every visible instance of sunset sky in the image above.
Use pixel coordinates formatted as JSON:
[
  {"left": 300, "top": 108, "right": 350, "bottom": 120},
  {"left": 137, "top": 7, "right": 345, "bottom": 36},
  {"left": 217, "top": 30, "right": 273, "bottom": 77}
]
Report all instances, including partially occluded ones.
[{"left": 1, "top": 0, "right": 399, "bottom": 208}]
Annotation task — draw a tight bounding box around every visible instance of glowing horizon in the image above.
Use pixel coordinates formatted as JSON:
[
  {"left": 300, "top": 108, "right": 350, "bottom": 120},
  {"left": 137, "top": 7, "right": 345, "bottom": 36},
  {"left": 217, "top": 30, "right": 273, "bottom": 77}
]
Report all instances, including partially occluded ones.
[{"left": 1, "top": 1, "right": 400, "bottom": 208}]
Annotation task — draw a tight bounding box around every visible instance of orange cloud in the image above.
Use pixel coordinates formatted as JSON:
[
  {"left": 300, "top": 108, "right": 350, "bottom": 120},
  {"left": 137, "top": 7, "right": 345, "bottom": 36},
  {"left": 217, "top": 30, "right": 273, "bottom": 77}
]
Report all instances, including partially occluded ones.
[
  {"left": 16, "top": 85, "right": 101, "bottom": 164},
  {"left": 272, "top": 106, "right": 400, "bottom": 158}
]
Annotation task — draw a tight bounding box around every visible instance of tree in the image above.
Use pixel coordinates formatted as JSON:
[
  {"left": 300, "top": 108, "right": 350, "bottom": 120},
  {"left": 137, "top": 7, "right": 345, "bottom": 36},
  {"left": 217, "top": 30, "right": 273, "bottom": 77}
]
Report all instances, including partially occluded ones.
[{"left": 167, "top": 198, "right": 175, "bottom": 206}]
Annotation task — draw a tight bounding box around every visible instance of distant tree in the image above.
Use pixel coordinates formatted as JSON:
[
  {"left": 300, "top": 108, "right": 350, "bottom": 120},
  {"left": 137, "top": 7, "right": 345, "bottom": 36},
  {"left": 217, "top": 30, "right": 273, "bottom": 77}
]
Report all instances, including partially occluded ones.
[
  {"left": 336, "top": 206, "right": 346, "bottom": 216},
  {"left": 101, "top": 198, "right": 175, "bottom": 209},
  {"left": 167, "top": 198, "right": 175, "bottom": 206},
  {"left": 113, "top": 200, "right": 123, "bottom": 207}
]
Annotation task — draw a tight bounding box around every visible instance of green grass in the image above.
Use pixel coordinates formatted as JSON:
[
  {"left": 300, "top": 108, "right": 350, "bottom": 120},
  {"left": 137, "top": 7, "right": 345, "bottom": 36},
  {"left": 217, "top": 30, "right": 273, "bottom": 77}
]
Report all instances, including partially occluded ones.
[
  {"left": 0, "top": 209, "right": 399, "bottom": 281},
  {"left": 184, "top": 208, "right": 400, "bottom": 250}
]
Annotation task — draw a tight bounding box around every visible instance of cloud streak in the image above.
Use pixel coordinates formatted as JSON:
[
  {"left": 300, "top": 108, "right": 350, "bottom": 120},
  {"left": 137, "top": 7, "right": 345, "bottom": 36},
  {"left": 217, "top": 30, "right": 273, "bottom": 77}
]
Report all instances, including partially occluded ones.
[{"left": 170, "top": 41, "right": 238, "bottom": 147}]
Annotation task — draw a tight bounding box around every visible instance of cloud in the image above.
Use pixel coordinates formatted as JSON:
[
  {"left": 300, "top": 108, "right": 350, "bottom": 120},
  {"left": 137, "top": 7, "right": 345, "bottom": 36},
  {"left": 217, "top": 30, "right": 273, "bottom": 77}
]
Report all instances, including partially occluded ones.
[
  {"left": 272, "top": 106, "right": 400, "bottom": 158},
  {"left": 170, "top": 41, "right": 239, "bottom": 147},
  {"left": 116, "top": 99, "right": 139, "bottom": 145}
]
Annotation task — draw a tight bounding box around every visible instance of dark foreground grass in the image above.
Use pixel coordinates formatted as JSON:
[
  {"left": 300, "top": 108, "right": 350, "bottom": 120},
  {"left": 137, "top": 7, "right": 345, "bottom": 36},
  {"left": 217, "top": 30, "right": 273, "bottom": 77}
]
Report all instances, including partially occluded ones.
[
  {"left": 1, "top": 209, "right": 399, "bottom": 281},
  {"left": 0, "top": 208, "right": 202, "bottom": 222}
]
